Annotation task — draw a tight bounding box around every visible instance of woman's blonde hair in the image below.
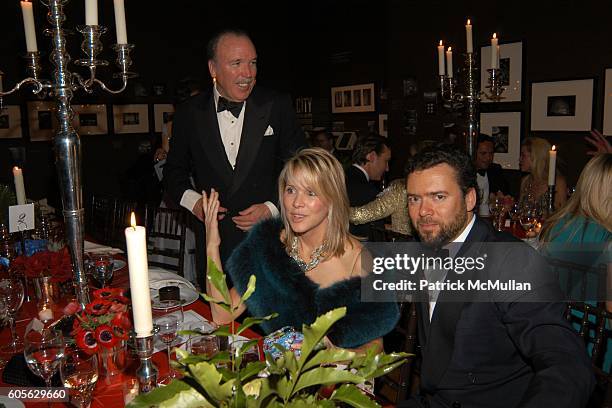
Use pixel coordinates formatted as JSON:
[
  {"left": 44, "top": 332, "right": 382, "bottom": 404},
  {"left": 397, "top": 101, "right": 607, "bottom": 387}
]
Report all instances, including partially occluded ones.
[
  {"left": 522, "top": 136, "right": 551, "bottom": 184},
  {"left": 541, "top": 153, "right": 612, "bottom": 241},
  {"left": 278, "top": 148, "right": 351, "bottom": 258}
]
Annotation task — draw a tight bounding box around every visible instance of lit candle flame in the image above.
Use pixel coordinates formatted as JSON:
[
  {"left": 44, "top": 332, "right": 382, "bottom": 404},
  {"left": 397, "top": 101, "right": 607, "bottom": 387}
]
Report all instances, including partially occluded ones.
[
  {"left": 439, "top": 40, "right": 443, "bottom": 46},
  {"left": 13, "top": 166, "right": 20, "bottom": 171},
  {"left": 447, "top": 47, "right": 452, "bottom": 52},
  {"left": 467, "top": 18, "right": 471, "bottom": 25},
  {"left": 552, "top": 145, "right": 556, "bottom": 151},
  {"left": 130, "top": 212, "right": 136, "bottom": 229},
  {"left": 493, "top": 33, "right": 497, "bottom": 39}
]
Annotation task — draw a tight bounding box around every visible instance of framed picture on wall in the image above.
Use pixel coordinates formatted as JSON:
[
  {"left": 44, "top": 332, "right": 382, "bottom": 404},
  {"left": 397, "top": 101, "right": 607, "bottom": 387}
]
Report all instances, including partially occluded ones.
[
  {"left": 72, "top": 104, "right": 108, "bottom": 135},
  {"left": 378, "top": 114, "right": 388, "bottom": 137},
  {"left": 27, "top": 101, "right": 57, "bottom": 141},
  {"left": 113, "top": 104, "right": 149, "bottom": 134},
  {"left": 602, "top": 69, "right": 612, "bottom": 135},
  {"left": 153, "top": 104, "right": 175, "bottom": 133},
  {"left": 0, "top": 106, "right": 22, "bottom": 139},
  {"left": 331, "top": 83, "right": 375, "bottom": 113},
  {"left": 480, "top": 111, "right": 521, "bottom": 170},
  {"left": 480, "top": 41, "right": 522, "bottom": 103},
  {"left": 530, "top": 79, "right": 593, "bottom": 131}
]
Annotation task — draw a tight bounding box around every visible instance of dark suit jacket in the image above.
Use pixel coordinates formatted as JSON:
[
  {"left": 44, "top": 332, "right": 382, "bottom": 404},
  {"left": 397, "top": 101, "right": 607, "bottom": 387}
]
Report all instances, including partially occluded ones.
[
  {"left": 345, "top": 165, "right": 382, "bottom": 237},
  {"left": 163, "top": 86, "right": 305, "bottom": 262},
  {"left": 485, "top": 163, "right": 510, "bottom": 195},
  {"left": 404, "top": 218, "right": 594, "bottom": 408}
]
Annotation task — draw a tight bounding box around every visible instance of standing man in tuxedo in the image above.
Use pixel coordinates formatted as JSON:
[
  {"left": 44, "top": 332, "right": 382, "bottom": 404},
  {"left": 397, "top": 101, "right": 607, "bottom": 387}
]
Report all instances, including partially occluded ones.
[
  {"left": 164, "top": 29, "right": 305, "bottom": 284},
  {"left": 399, "top": 144, "right": 593, "bottom": 408},
  {"left": 474, "top": 134, "right": 510, "bottom": 217},
  {"left": 345, "top": 134, "right": 391, "bottom": 238}
]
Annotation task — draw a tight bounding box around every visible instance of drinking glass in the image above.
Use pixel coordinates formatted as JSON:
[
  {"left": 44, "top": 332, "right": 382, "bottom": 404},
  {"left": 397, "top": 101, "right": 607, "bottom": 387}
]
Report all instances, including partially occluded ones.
[
  {"left": 520, "top": 210, "right": 538, "bottom": 233},
  {"left": 189, "top": 333, "right": 219, "bottom": 359},
  {"left": 155, "top": 314, "right": 181, "bottom": 385},
  {"left": 0, "top": 278, "right": 25, "bottom": 352},
  {"left": 61, "top": 349, "right": 98, "bottom": 408},
  {"left": 24, "top": 329, "right": 65, "bottom": 388},
  {"left": 91, "top": 253, "right": 114, "bottom": 288},
  {"left": 509, "top": 203, "right": 521, "bottom": 226}
]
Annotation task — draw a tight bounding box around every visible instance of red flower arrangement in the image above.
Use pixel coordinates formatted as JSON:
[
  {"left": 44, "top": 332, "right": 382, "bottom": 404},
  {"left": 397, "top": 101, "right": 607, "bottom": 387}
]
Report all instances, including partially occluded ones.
[
  {"left": 70, "top": 288, "right": 132, "bottom": 354},
  {"left": 10, "top": 246, "right": 73, "bottom": 282}
]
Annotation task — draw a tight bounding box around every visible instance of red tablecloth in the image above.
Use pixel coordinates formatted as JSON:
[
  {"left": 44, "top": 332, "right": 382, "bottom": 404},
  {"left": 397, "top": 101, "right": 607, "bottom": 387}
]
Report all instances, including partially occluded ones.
[{"left": 0, "top": 261, "right": 259, "bottom": 407}]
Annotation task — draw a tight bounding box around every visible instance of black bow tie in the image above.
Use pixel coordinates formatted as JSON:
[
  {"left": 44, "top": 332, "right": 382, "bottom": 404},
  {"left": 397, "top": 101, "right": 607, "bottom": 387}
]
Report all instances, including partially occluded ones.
[
  {"left": 217, "top": 96, "right": 244, "bottom": 118},
  {"left": 477, "top": 169, "right": 487, "bottom": 177}
]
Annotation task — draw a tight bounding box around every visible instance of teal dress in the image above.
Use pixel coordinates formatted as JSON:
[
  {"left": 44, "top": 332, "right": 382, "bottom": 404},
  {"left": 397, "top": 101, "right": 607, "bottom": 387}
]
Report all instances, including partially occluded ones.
[{"left": 543, "top": 215, "right": 611, "bottom": 372}]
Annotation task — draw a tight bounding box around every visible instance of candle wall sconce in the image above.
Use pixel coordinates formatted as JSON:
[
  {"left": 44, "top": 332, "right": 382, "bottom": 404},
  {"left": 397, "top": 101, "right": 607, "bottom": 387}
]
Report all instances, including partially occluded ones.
[{"left": 0, "top": 0, "right": 137, "bottom": 308}]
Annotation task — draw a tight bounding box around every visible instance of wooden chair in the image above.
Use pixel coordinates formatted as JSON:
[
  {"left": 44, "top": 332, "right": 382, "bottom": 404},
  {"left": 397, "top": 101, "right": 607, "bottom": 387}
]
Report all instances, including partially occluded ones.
[
  {"left": 144, "top": 206, "right": 187, "bottom": 277},
  {"left": 109, "top": 199, "right": 138, "bottom": 251},
  {"left": 85, "top": 194, "right": 114, "bottom": 245}
]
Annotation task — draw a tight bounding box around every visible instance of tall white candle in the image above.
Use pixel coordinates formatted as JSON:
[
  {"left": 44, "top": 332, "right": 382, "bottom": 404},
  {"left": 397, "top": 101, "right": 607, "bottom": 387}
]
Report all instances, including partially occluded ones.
[
  {"left": 465, "top": 19, "right": 473, "bottom": 54},
  {"left": 548, "top": 145, "right": 557, "bottom": 186},
  {"left": 437, "top": 41, "right": 445, "bottom": 76},
  {"left": 20, "top": 1, "right": 38, "bottom": 52},
  {"left": 491, "top": 33, "right": 499, "bottom": 69},
  {"left": 113, "top": 0, "right": 128, "bottom": 44},
  {"left": 125, "top": 212, "right": 153, "bottom": 337},
  {"left": 446, "top": 47, "right": 453, "bottom": 78},
  {"left": 13, "top": 167, "right": 26, "bottom": 205},
  {"left": 85, "top": 0, "right": 98, "bottom": 25}
]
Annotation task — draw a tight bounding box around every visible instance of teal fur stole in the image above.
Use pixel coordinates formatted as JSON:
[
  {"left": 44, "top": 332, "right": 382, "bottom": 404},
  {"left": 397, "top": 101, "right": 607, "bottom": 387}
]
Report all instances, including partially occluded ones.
[{"left": 225, "top": 218, "right": 399, "bottom": 348}]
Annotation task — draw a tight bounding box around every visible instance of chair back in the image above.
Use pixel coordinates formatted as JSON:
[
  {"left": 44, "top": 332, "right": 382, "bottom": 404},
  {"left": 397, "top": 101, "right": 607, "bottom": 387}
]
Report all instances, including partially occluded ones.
[{"left": 144, "top": 206, "right": 187, "bottom": 277}]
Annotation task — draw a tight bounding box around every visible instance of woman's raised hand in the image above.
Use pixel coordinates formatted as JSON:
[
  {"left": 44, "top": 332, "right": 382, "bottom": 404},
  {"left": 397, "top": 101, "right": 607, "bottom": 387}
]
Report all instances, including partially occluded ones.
[{"left": 203, "top": 188, "right": 221, "bottom": 248}]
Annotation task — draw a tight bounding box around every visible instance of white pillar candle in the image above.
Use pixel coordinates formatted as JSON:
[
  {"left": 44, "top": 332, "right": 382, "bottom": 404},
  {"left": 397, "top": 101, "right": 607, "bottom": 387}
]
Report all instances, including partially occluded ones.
[
  {"left": 491, "top": 33, "right": 499, "bottom": 69},
  {"left": 446, "top": 47, "right": 453, "bottom": 78},
  {"left": 125, "top": 212, "right": 153, "bottom": 337},
  {"left": 437, "top": 41, "right": 445, "bottom": 76},
  {"left": 13, "top": 167, "right": 26, "bottom": 205},
  {"left": 85, "top": 0, "right": 98, "bottom": 26},
  {"left": 465, "top": 19, "right": 473, "bottom": 54},
  {"left": 20, "top": 1, "right": 38, "bottom": 53},
  {"left": 548, "top": 145, "right": 557, "bottom": 186},
  {"left": 113, "top": 0, "right": 128, "bottom": 44}
]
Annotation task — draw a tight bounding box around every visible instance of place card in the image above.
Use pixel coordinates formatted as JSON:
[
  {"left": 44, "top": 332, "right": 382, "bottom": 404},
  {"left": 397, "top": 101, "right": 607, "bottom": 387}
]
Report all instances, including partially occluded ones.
[{"left": 8, "top": 203, "right": 35, "bottom": 233}]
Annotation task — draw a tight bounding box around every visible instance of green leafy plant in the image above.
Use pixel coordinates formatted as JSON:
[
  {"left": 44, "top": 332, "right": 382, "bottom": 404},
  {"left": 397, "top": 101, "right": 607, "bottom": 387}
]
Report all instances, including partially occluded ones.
[{"left": 128, "top": 259, "right": 408, "bottom": 408}]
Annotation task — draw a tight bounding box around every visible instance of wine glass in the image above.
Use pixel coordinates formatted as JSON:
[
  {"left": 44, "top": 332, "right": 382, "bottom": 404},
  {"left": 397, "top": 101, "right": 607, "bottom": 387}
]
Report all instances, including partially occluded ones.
[
  {"left": 0, "top": 278, "right": 25, "bottom": 352},
  {"left": 509, "top": 203, "right": 521, "bottom": 226},
  {"left": 91, "top": 253, "right": 114, "bottom": 288},
  {"left": 24, "top": 329, "right": 65, "bottom": 388},
  {"left": 155, "top": 314, "right": 181, "bottom": 385},
  {"left": 61, "top": 349, "right": 98, "bottom": 408},
  {"left": 520, "top": 209, "right": 538, "bottom": 234}
]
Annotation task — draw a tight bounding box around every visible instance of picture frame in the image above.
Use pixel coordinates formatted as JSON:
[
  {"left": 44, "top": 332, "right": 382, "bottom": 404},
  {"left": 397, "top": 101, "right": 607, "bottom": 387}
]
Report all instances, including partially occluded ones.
[
  {"left": 72, "top": 104, "right": 108, "bottom": 135},
  {"left": 113, "top": 104, "right": 149, "bottom": 134},
  {"left": 331, "top": 131, "right": 357, "bottom": 150},
  {"left": 480, "top": 41, "right": 522, "bottom": 103},
  {"left": 480, "top": 111, "right": 522, "bottom": 170},
  {"left": 602, "top": 69, "right": 612, "bottom": 135},
  {"left": 331, "top": 83, "right": 375, "bottom": 113},
  {"left": 153, "top": 104, "right": 175, "bottom": 133},
  {"left": 27, "top": 101, "right": 57, "bottom": 141},
  {"left": 0, "top": 105, "right": 22, "bottom": 139},
  {"left": 530, "top": 79, "right": 594, "bottom": 131},
  {"left": 378, "top": 113, "right": 388, "bottom": 137}
]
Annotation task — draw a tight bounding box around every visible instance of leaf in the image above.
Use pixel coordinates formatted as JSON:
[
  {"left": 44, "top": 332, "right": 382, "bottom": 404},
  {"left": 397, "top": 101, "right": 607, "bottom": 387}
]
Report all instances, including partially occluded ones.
[
  {"left": 243, "top": 378, "right": 263, "bottom": 397},
  {"left": 200, "top": 293, "right": 232, "bottom": 313},
  {"left": 212, "top": 326, "right": 232, "bottom": 336},
  {"left": 239, "top": 361, "right": 267, "bottom": 382},
  {"left": 158, "top": 387, "right": 214, "bottom": 408},
  {"left": 299, "top": 308, "right": 347, "bottom": 369},
  {"left": 330, "top": 384, "right": 380, "bottom": 408},
  {"left": 206, "top": 258, "right": 231, "bottom": 305},
  {"left": 189, "top": 361, "right": 235, "bottom": 402},
  {"left": 127, "top": 380, "right": 203, "bottom": 408},
  {"left": 302, "top": 348, "right": 357, "bottom": 372},
  {"left": 240, "top": 275, "right": 257, "bottom": 303},
  {"left": 235, "top": 339, "right": 259, "bottom": 369},
  {"left": 292, "top": 366, "right": 364, "bottom": 394},
  {"left": 236, "top": 313, "right": 278, "bottom": 336}
]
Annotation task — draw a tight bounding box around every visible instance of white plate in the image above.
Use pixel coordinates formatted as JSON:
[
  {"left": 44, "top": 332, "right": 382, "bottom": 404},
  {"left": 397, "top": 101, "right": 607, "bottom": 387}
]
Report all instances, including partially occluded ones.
[
  {"left": 150, "top": 285, "right": 199, "bottom": 310},
  {"left": 113, "top": 259, "right": 127, "bottom": 271}
]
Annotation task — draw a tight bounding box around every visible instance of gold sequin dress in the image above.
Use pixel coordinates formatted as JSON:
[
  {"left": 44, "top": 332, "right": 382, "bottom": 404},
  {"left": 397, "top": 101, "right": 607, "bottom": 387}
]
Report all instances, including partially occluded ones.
[{"left": 349, "top": 178, "right": 412, "bottom": 236}]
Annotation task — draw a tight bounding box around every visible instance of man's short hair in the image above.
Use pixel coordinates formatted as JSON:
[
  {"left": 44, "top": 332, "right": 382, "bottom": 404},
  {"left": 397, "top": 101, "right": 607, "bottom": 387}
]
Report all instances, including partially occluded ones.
[
  {"left": 206, "top": 28, "right": 252, "bottom": 61},
  {"left": 351, "top": 134, "right": 389, "bottom": 165},
  {"left": 405, "top": 143, "right": 477, "bottom": 196},
  {"left": 477, "top": 133, "right": 495, "bottom": 147}
]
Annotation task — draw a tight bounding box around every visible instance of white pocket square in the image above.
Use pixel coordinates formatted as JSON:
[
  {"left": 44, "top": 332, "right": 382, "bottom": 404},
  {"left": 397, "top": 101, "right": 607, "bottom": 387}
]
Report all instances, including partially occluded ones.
[{"left": 264, "top": 125, "right": 274, "bottom": 136}]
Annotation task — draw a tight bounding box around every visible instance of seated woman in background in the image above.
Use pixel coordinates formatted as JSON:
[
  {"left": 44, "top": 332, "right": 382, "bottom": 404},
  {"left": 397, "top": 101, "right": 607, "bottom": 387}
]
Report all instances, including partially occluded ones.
[
  {"left": 203, "top": 148, "right": 399, "bottom": 351},
  {"left": 540, "top": 153, "right": 611, "bottom": 371},
  {"left": 519, "top": 136, "right": 568, "bottom": 210}
]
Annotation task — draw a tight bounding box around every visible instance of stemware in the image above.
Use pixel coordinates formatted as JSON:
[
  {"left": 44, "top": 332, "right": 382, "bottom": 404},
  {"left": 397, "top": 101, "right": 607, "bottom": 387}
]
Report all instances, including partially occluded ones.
[
  {"left": 519, "top": 209, "right": 538, "bottom": 234},
  {"left": 24, "top": 329, "right": 65, "bottom": 388},
  {"left": 0, "top": 278, "right": 25, "bottom": 352},
  {"left": 61, "top": 349, "right": 98, "bottom": 408},
  {"left": 155, "top": 314, "right": 181, "bottom": 385},
  {"left": 90, "top": 253, "right": 114, "bottom": 288}
]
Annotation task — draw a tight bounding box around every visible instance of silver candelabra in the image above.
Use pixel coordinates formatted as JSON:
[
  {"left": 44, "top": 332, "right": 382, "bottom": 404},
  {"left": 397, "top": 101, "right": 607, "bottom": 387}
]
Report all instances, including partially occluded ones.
[
  {"left": 0, "top": 0, "right": 136, "bottom": 309},
  {"left": 439, "top": 51, "right": 505, "bottom": 157}
]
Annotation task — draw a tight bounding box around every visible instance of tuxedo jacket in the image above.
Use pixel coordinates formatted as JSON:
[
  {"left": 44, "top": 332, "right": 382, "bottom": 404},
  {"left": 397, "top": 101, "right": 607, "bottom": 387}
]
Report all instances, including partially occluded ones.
[
  {"left": 484, "top": 163, "right": 510, "bottom": 195},
  {"left": 163, "top": 86, "right": 306, "bottom": 262},
  {"left": 345, "top": 165, "right": 382, "bottom": 237},
  {"left": 409, "top": 218, "right": 594, "bottom": 408}
]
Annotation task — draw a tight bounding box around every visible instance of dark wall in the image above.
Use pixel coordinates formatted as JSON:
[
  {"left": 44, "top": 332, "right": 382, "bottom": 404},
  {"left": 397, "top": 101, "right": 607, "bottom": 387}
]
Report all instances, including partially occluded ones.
[{"left": 1, "top": 0, "right": 609, "bottom": 206}]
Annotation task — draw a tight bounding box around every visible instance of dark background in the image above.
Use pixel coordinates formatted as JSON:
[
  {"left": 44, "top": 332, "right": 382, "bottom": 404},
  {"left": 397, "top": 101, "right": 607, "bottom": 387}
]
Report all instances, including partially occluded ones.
[{"left": 1, "top": 0, "right": 610, "bottom": 206}]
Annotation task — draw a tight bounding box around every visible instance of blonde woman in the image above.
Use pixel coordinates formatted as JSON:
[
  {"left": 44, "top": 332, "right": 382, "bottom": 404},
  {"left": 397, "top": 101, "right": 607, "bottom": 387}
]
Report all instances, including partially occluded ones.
[
  {"left": 203, "top": 148, "right": 398, "bottom": 351},
  {"left": 519, "top": 137, "right": 567, "bottom": 209}
]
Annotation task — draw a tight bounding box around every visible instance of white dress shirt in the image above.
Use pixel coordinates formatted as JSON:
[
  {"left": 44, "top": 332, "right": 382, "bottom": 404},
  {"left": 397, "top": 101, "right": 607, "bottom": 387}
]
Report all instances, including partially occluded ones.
[
  {"left": 476, "top": 172, "right": 490, "bottom": 217},
  {"left": 179, "top": 85, "right": 278, "bottom": 217}
]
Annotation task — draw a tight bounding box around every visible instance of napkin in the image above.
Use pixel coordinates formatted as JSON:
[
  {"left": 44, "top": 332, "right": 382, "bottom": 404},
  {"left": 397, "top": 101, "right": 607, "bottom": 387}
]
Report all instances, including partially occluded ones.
[
  {"left": 84, "top": 240, "right": 124, "bottom": 254},
  {"left": 149, "top": 267, "right": 197, "bottom": 292}
]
